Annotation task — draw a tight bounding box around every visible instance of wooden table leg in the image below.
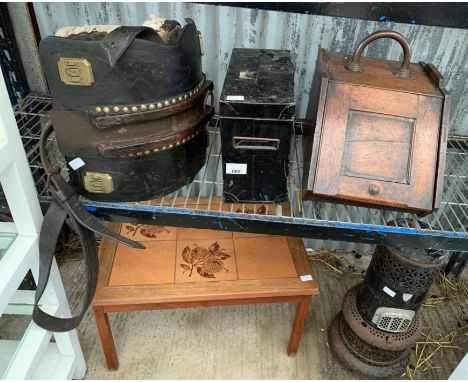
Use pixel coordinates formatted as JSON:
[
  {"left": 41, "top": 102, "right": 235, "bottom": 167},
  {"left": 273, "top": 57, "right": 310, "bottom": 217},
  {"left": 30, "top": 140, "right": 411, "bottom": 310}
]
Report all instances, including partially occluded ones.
[
  {"left": 93, "top": 306, "right": 119, "bottom": 371},
  {"left": 287, "top": 297, "right": 311, "bottom": 356}
]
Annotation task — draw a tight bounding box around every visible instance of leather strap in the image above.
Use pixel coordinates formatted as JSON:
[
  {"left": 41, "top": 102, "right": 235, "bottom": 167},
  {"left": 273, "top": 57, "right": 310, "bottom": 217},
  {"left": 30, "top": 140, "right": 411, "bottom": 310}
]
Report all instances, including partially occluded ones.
[
  {"left": 92, "top": 81, "right": 213, "bottom": 129},
  {"left": 33, "top": 199, "right": 97, "bottom": 332},
  {"left": 100, "top": 26, "right": 161, "bottom": 69},
  {"left": 95, "top": 85, "right": 214, "bottom": 158},
  {"left": 33, "top": 122, "right": 144, "bottom": 332}
]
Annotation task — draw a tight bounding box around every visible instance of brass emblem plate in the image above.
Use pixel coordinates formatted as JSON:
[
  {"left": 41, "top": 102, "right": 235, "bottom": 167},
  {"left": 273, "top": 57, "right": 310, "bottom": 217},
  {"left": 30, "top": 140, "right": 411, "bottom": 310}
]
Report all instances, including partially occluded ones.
[
  {"left": 83, "top": 172, "right": 114, "bottom": 193},
  {"left": 57, "top": 57, "right": 94, "bottom": 86}
]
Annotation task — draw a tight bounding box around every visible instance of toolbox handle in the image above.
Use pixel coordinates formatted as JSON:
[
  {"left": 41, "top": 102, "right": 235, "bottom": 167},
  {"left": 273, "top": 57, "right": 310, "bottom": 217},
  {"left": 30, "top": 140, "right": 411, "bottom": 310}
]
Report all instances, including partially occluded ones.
[
  {"left": 204, "top": 89, "right": 214, "bottom": 115},
  {"left": 345, "top": 30, "right": 412, "bottom": 79},
  {"left": 233, "top": 136, "right": 280, "bottom": 151}
]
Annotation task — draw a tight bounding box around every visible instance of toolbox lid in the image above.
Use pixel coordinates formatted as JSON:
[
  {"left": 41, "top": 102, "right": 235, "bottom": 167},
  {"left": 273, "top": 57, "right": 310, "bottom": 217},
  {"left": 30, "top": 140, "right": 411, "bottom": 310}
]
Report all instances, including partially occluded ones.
[{"left": 220, "top": 48, "right": 295, "bottom": 120}]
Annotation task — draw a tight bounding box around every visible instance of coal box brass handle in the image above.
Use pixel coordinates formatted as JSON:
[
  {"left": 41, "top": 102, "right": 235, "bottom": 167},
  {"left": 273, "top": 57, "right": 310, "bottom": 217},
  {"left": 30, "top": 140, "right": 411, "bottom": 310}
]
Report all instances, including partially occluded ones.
[
  {"left": 368, "top": 184, "right": 381, "bottom": 195},
  {"left": 345, "top": 30, "right": 412, "bottom": 79},
  {"left": 233, "top": 136, "right": 280, "bottom": 151}
]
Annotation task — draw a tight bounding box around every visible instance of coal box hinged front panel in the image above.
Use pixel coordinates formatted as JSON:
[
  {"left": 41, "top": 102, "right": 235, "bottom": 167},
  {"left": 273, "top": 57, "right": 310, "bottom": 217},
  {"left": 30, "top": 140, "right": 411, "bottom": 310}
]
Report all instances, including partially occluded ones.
[{"left": 220, "top": 48, "right": 295, "bottom": 203}]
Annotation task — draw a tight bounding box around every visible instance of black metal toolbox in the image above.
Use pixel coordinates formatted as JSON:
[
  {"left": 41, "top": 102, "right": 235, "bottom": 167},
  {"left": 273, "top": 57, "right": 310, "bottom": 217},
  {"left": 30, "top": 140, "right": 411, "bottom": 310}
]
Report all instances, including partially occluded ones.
[{"left": 219, "top": 48, "right": 295, "bottom": 203}]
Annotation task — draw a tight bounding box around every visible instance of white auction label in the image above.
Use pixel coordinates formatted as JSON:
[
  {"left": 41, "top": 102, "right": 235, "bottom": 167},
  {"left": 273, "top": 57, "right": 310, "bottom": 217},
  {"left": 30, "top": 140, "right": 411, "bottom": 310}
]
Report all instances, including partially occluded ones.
[
  {"left": 383, "top": 286, "right": 396, "bottom": 298},
  {"left": 226, "top": 95, "right": 245, "bottom": 101},
  {"left": 69, "top": 157, "right": 85, "bottom": 170},
  {"left": 226, "top": 163, "right": 247, "bottom": 175},
  {"left": 300, "top": 275, "right": 313, "bottom": 282}
]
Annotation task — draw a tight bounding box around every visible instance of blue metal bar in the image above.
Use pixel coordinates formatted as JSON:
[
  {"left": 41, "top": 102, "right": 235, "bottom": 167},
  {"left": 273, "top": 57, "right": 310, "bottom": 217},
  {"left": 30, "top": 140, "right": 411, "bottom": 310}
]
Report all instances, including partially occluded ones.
[{"left": 83, "top": 201, "right": 468, "bottom": 251}]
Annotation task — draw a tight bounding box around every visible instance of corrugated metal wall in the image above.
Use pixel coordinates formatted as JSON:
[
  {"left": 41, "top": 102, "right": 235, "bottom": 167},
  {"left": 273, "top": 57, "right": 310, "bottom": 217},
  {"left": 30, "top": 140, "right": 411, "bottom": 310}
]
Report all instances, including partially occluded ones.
[
  {"left": 33, "top": 2, "right": 468, "bottom": 135},
  {"left": 32, "top": 2, "right": 468, "bottom": 251}
]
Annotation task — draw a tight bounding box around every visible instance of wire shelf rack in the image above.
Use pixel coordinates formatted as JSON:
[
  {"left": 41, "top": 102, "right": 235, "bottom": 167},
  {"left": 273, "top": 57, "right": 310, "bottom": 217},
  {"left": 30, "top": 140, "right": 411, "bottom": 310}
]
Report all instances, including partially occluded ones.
[{"left": 3, "top": 94, "right": 468, "bottom": 251}]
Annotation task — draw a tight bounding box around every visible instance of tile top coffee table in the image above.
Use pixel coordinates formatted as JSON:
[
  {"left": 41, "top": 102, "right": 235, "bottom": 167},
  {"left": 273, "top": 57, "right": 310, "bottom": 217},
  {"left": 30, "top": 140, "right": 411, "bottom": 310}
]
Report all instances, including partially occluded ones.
[{"left": 92, "top": 220, "right": 319, "bottom": 370}]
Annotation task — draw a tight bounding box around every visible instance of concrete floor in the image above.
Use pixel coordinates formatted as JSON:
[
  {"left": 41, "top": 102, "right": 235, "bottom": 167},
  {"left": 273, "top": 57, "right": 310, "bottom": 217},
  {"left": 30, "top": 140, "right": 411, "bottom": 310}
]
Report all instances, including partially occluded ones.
[{"left": 1, "top": 247, "right": 467, "bottom": 379}]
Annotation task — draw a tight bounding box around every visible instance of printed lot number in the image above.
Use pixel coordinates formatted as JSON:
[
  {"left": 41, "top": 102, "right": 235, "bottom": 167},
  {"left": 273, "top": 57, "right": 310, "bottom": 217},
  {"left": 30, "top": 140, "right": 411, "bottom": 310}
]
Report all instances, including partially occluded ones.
[{"left": 226, "top": 163, "right": 247, "bottom": 175}]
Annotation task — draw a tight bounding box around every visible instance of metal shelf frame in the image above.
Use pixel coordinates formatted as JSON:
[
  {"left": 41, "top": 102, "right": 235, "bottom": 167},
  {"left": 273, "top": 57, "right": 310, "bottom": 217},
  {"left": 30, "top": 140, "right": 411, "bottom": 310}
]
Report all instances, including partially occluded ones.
[
  {"left": 4, "top": 95, "right": 468, "bottom": 252},
  {"left": 0, "top": 83, "right": 85, "bottom": 379}
]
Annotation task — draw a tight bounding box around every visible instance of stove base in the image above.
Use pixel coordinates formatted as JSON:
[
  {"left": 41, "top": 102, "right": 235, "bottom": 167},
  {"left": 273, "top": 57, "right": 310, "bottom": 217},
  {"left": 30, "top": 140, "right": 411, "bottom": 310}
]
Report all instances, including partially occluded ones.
[{"left": 328, "top": 311, "right": 409, "bottom": 379}]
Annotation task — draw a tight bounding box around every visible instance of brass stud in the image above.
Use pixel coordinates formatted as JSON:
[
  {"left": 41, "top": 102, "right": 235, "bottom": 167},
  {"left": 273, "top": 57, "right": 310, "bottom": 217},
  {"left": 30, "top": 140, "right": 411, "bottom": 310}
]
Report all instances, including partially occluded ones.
[
  {"left": 128, "top": 153, "right": 134, "bottom": 157},
  {"left": 162, "top": 146, "right": 167, "bottom": 150},
  {"left": 141, "top": 105, "right": 148, "bottom": 111},
  {"left": 103, "top": 106, "right": 110, "bottom": 113},
  {"left": 164, "top": 100, "right": 170, "bottom": 107},
  {"left": 169, "top": 144, "right": 173, "bottom": 148},
  {"left": 136, "top": 152, "right": 143, "bottom": 156},
  {"left": 189, "top": 91, "right": 193, "bottom": 97},
  {"left": 182, "top": 138, "right": 186, "bottom": 143},
  {"left": 113, "top": 106, "right": 120, "bottom": 113},
  {"left": 123, "top": 106, "right": 129, "bottom": 113},
  {"left": 191, "top": 134, "right": 195, "bottom": 139},
  {"left": 144, "top": 150, "right": 150, "bottom": 155},
  {"left": 171, "top": 98, "right": 176, "bottom": 104},
  {"left": 178, "top": 96, "right": 183, "bottom": 102},
  {"left": 176, "top": 141, "right": 180, "bottom": 146},
  {"left": 131, "top": 106, "right": 138, "bottom": 112},
  {"left": 157, "top": 102, "right": 163, "bottom": 108},
  {"left": 95, "top": 106, "right": 102, "bottom": 113},
  {"left": 183, "top": 94, "right": 188, "bottom": 100},
  {"left": 149, "top": 104, "right": 155, "bottom": 110},
  {"left": 153, "top": 148, "right": 159, "bottom": 152}
]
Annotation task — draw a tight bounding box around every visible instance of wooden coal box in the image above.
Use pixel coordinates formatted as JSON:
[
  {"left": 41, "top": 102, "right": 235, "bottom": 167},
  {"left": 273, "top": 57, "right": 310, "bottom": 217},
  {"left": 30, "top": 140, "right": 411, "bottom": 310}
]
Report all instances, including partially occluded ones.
[{"left": 303, "top": 31, "right": 450, "bottom": 214}]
